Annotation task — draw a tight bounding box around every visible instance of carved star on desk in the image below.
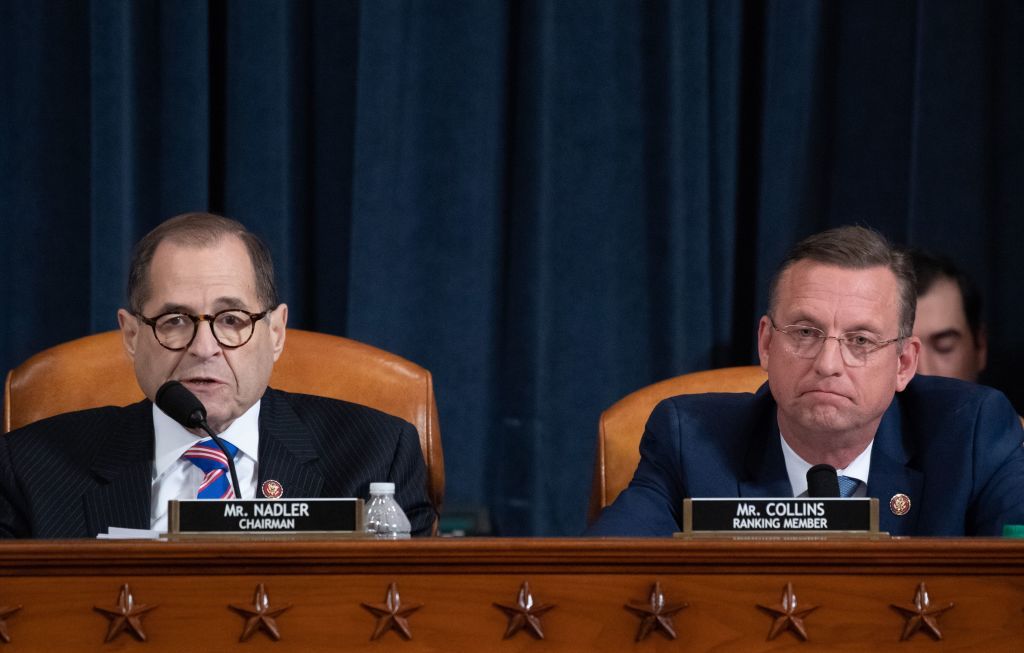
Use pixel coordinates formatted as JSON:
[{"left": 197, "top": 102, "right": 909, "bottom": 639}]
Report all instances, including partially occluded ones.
[
  {"left": 229, "top": 583, "right": 292, "bottom": 641},
  {"left": 756, "top": 582, "right": 818, "bottom": 641},
  {"left": 890, "top": 582, "right": 954, "bottom": 641},
  {"left": 361, "top": 582, "right": 423, "bottom": 640},
  {"left": 0, "top": 604, "right": 22, "bottom": 643},
  {"left": 493, "top": 581, "right": 556, "bottom": 640},
  {"left": 624, "top": 581, "right": 687, "bottom": 641},
  {"left": 93, "top": 584, "right": 157, "bottom": 642}
]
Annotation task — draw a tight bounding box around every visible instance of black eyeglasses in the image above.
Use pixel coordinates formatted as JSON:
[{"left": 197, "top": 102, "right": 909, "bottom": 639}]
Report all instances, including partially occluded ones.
[{"left": 135, "top": 308, "right": 271, "bottom": 351}]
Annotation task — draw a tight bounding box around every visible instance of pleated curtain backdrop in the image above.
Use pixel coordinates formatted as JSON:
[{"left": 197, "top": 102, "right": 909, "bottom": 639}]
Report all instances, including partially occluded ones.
[{"left": 2, "top": 0, "right": 1022, "bottom": 535}]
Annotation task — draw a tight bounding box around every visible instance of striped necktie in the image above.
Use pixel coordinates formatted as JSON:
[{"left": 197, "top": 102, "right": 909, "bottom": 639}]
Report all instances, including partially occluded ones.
[
  {"left": 837, "top": 475, "right": 860, "bottom": 498},
  {"left": 182, "top": 439, "right": 239, "bottom": 499}
]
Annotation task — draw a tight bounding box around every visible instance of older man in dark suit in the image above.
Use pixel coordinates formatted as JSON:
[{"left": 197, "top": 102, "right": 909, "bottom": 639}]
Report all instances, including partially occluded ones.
[
  {"left": 0, "top": 213, "right": 435, "bottom": 537},
  {"left": 588, "top": 226, "right": 1024, "bottom": 537}
]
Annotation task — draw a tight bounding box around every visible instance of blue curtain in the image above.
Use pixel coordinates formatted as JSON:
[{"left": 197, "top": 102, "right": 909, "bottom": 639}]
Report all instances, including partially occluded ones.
[{"left": 2, "top": 0, "right": 1022, "bottom": 535}]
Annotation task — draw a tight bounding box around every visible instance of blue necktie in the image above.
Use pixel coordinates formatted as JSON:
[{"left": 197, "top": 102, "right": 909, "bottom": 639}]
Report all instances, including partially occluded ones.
[
  {"left": 837, "top": 475, "right": 860, "bottom": 498},
  {"left": 182, "top": 439, "right": 239, "bottom": 499}
]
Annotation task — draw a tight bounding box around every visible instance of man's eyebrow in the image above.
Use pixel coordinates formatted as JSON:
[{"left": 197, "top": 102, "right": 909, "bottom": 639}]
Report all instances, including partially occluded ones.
[
  {"left": 782, "top": 312, "right": 821, "bottom": 326},
  {"left": 150, "top": 303, "right": 194, "bottom": 315},
  {"left": 842, "top": 323, "right": 886, "bottom": 335},
  {"left": 929, "top": 328, "right": 963, "bottom": 341},
  {"left": 210, "top": 297, "right": 250, "bottom": 311}
]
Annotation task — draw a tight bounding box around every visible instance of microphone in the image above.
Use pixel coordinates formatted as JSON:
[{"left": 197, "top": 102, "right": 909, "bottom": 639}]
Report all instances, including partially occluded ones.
[
  {"left": 806, "top": 463, "right": 840, "bottom": 498},
  {"left": 155, "top": 380, "right": 243, "bottom": 500}
]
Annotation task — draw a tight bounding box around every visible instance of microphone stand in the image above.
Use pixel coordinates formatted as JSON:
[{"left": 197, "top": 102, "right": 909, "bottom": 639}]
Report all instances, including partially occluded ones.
[{"left": 192, "top": 410, "right": 243, "bottom": 500}]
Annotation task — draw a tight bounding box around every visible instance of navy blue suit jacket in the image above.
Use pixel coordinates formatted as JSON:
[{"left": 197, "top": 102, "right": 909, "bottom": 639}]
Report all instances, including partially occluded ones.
[
  {"left": 0, "top": 387, "right": 436, "bottom": 538},
  {"left": 587, "top": 375, "right": 1024, "bottom": 536}
]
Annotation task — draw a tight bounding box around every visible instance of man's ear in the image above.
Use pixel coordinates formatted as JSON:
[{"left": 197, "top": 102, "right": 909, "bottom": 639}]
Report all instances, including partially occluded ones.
[
  {"left": 975, "top": 326, "right": 988, "bottom": 374},
  {"left": 117, "top": 309, "right": 139, "bottom": 361},
  {"left": 269, "top": 303, "right": 288, "bottom": 362},
  {"left": 756, "top": 316, "right": 773, "bottom": 372},
  {"left": 895, "top": 336, "right": 920, "bottom": 392}
]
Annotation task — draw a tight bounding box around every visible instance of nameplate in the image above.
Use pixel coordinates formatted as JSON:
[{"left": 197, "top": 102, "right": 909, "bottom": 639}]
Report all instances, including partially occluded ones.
[
  {"left": 167, "top": 498, "right": 364, "bottom": 535},
  {"left": 682, "top": 498, "right": 879, "bottom": 536}
]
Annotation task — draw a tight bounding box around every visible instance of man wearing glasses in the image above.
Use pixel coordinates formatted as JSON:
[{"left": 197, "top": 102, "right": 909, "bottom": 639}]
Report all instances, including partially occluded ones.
[
  {"left": 0, "top": 213, "right": 435, "bottom": 537},
  {"left": 588, "top": 226, "right": 1024, "bottom": 536}
]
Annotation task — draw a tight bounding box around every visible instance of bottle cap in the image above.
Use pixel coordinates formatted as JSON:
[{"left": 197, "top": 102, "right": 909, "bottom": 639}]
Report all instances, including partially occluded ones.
[{"left": 369, "top": 482, "right": 395, "bottom": 494}]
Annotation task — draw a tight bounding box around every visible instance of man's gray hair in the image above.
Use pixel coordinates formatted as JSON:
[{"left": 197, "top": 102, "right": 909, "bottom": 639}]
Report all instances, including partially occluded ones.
[{"left": 127, "top": 212, "right": 279, "bottom": 313}]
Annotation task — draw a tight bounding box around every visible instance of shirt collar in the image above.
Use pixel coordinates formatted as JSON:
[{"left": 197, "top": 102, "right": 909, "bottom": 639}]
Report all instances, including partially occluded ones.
[
  {"left": 780, "top": 434, "right": 873, "bottom": 497},
  {"left": 152, "top": 400, "right": 261, "bottom": 480}
]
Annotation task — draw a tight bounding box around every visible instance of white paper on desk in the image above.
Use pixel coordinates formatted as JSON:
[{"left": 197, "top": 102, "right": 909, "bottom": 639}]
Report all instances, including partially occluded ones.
[{"left": 96, "top": 526, "right": 163, "bottom": 540}]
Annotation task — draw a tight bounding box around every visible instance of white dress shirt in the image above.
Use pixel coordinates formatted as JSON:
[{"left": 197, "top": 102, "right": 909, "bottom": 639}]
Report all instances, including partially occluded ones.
[
  {"left": 150, "top": 401, "right": 261, "bottom": 532},
  {"left": 780, "top": 434, "right": 872, "bottom": 498}
]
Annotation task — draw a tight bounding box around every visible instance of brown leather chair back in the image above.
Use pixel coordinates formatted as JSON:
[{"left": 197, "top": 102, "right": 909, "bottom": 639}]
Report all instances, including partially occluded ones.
[
  {"left": 588, "top": 365, "right": 767, "bottom": 523},
  {"left": 3, "top": 329, "right": 444, "bottom": 515}
]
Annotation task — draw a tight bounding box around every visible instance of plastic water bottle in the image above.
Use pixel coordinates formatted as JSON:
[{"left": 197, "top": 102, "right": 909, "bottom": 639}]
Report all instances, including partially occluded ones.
[{"left": 364, "top": 482, "right": 411, "bottom": 539}]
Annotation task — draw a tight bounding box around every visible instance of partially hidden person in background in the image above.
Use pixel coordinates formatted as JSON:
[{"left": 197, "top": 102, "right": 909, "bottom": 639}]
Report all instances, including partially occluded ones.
[{"left": 908, "top": 248, "right": 986, "bottom": 382}]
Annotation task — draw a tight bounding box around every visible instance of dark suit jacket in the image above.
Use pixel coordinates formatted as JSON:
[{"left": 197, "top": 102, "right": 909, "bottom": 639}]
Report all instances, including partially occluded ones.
[
  {"left": 0, "top": 387, "right": 436, "bottom": 538},
  {"left": 587, "top": 375, "right": 1024, "bottom": 536}
]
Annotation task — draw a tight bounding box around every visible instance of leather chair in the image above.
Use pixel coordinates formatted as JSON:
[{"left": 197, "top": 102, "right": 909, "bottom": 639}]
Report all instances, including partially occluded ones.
[
  {"left": 3, "top": 329, "right": 444, "bottom": 518},
  {"left": 588, "top": 365, "right": 767, "bottom": 523}
]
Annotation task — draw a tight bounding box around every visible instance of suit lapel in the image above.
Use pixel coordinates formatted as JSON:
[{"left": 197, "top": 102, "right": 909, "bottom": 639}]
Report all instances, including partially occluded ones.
[
  {"left": 868, "top": 398, "right": 923, "bottom": 536},
  {"left": 83, "top": 401, "right": 153, "bottom": 534},
  {"left": 739, "top": 398, "right": 794, "bottom": 498},
  {"left": 257, "top": 389, "right": 324, "bottom": 499}
]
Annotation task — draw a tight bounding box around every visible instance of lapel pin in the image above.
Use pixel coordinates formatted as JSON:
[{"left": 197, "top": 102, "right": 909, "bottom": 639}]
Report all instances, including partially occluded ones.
[
  {"left": 261, "top": 479, "right": 284, "bottom": 499},
  {"left": 889, "top": 493, "right": 911, "bottom": 516}
]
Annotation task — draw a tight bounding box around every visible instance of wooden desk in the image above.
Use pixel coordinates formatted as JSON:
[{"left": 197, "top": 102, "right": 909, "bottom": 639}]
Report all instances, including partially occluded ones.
[{"left": 1, "top": 538, "right": 1022, "bottom": 651}]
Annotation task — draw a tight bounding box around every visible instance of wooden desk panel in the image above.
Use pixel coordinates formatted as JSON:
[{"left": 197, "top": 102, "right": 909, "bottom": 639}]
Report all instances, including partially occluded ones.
[{"left": 1, "top": 538, "right": 1022, "bottom": 651}]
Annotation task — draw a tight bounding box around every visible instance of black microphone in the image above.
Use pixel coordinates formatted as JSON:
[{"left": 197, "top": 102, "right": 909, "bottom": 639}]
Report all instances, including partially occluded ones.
[
  {"left": 806, "top": 463, "right": 840, "bottom": 498},
  {"left": 155, "top": 380, "right": 243, "bottom": 500}
]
